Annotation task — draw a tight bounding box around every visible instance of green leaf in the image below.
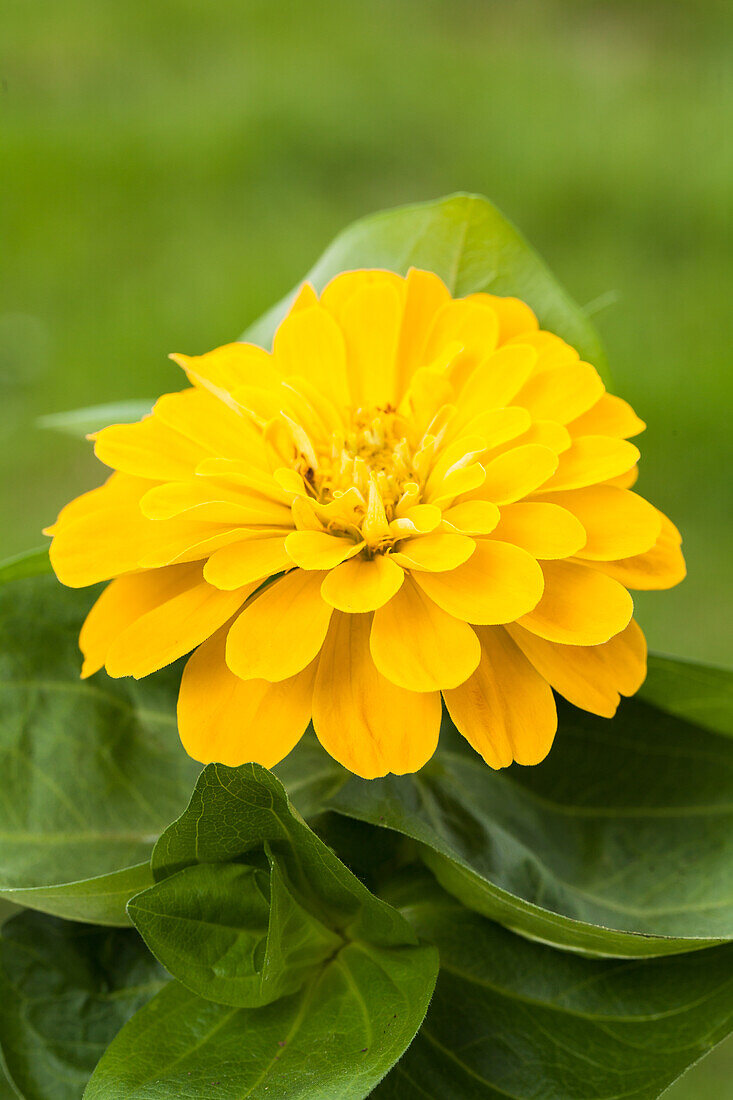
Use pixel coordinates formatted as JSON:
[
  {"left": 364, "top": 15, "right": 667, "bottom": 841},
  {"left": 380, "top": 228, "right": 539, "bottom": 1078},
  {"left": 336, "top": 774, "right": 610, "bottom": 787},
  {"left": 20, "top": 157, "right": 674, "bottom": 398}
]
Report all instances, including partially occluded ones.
[
  {"left": 273, "top": 729, "right": 349, "bottom": 819},
  {"left": 128, "top": 859, "right": 341, "bottom": 1007},
  {"left": 129, "top": 763, "right": 438, "bottom": 1011},
  {"left": 243, "top": 193, "right": 608, "bottom": 376},
  {"left": 0, "top": 864, "right": 154, "bottom": 928},
  {"left": 0, "top": 547, "right": 51, "bottom": 585},
  {"left": 0, "top": 574, "right": 200, "bottom": 923},
  {"left": 85, "top": 940, "right": 436, "bottom": 1100},
  {"left": 642, "top": 654, "right": 733, "bottom": 737},
  {"left": 329, "top": 663, "right": 733, "bottom": 957},
  {"left": 0, "top": 911, "right": 166, "bottom": 1100},
  {"left": 95, "top": 765, "right": 437, "bottom": 1098},
  {"left": 37, "top": 401, "right": 153, "bottom": 438},
  {"left": 373, "top": 877, "right": 733, "bottom": 1100}
]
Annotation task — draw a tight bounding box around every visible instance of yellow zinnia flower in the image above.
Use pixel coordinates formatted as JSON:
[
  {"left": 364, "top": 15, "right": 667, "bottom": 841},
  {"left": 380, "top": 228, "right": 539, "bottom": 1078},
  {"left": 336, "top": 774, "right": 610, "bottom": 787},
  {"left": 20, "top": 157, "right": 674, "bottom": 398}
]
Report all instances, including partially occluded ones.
[{"left": 47, "top": 269, "right": 685, "bottom": 779}]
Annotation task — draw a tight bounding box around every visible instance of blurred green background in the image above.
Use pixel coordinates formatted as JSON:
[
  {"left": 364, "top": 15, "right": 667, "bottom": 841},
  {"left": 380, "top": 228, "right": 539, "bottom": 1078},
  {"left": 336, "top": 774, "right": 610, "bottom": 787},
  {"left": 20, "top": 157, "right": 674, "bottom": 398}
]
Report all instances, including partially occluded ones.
[{"left": 2, "top": 0, "right": 731, "bottom": 1094}]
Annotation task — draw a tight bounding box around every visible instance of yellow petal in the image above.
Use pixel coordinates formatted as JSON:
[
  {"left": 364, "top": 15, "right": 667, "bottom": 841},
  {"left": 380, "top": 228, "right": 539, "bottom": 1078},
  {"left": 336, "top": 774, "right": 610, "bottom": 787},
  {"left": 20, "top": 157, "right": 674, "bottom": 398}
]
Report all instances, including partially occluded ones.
[
  {"left": 477, "top": 444, "right": 559, "bottom": 505},
  {"left": 514, "top": 362, "right": 605, "bottom": 424},
  {"left": 320, "top": 269, "right": 406, "bottom": 321},
  {"left": 171, "top": 342, "right": 278, "bottom": 403},
  {"left": 391, "top": 532, "right": 476, "bottom": 572},
  {"left": 491, "top": 502, "right": 587, "bottom": 559},
  {"left": 536, "top": 486, "right": 661, "bottom": 561},
  {"left": 568, "top": 393, "right": 645, "bottom": 439},
  {"left": 424, "top": 299, "right": 500, "bottom": 392},
  {"left": 541, "top": 436, "right": 640, "bottom": 492},
  {"left": 282, "top": 376, "right": 345, "bottom": 438},
  {"left": 178, "top": 628, "right": 315, "bottom": 767},
  {"left": 441, "top": 500, "right": 500, "bottom": 535},
  {"left": 105, "top": 576, "right": 252, "bottom": 679},
  {"left": 226, "top": 569, "right": 332, "bottom": 682},
  {"left": 273, "top": 305, "right": 350, "bottom": 407},
  {"left": 413, "top": 540, "right": 544, "bottom": 625},
  {"left": 605, "top": 466, "right": 639, "bottom": 490},
  {"left": 195, "top": 460, "right": 293, "bottom": 508},
  {"left": 286, "top": 281, "right": 319, "bottom": 315},
  {"left": 285, "top": 531, "right": 361, "bottom": 570},
  {"left": 312, "top": 612, "right": 441, "bottom": 778},
  {"left": 395, "top": 267, "right": 451, "bottom": 398},
  {"left": 399, "top": 365, "right": 455, "bottom": 435},
  {"left": 506, "top": 330, "right": 578, "bottom": 370},
  {"left": 44, "top": 472, "right": 149, "bottom": 534},
  {"left": 508, "top": 619, "right": 647, "bottom": 719},
  {"left": 466, "top": 293, "right": 538, "bottom": 344},
  {"left": 48, "top": 475, "right": 249, "bottom": 584},
  {"left": 338, "top": 282, "right": 403, "bottom": 407},
  {"left": 153, "top": 388, "right": 266, "bottom": 467},
  {"left": 591, "top": 514, "right": 686, "bottom": 590},
  {"left": 79, "top": 563, "right": 202, "bottom": 678},
  {"left": 138, "top": 524, "right": 248, "bottom": 569},
  {"left": 452, "top": 345, "right": 537, "bottom": 428},
  {"left": 444, "top": 626, "right": 556, "bottom": 768},
  {"left": 451, "top": 406, "right": 531, "bottom": 451},
  {"left": 203, "top": 536, "right": 291, "bottom": 589},
  {"left": 94, "top": 414, "right": 202, "bottom": 480},
  {"left": 517, "top": 560, "right": 633, "bottom": 645},
  {"left": 503, "top": 420, "right": 572, "bottom": 455},
  {"left": 321, "top": 553, "right": 404, "bottom": 613},
  {"left": 140, "top": 481, "right": 292, "bottom": 526},
  {"left": 370, "top": 577, "right": 481, "bottom": 691},
  {"left": 425, "top": 462, "right": 486, "bottom": 507},
  {"left": 425, "top": 435, "right": 488, "bottom": 499},
  {"left": 49, "top": 479, "right": 151, "bottom": 586},
  {"left": 391, "top": 503, "right": 443, "bottom": 535},
  {"left": 290, "top": 496, "right": 326, "bottom": 532}
]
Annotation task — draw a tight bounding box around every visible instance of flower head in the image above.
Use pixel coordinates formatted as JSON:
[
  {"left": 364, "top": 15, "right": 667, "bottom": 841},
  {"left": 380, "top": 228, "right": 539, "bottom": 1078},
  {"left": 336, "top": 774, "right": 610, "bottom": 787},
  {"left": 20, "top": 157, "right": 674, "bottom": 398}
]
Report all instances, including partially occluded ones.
[{"left": 47, "top": 269, "right": 685, "bottom": 778}]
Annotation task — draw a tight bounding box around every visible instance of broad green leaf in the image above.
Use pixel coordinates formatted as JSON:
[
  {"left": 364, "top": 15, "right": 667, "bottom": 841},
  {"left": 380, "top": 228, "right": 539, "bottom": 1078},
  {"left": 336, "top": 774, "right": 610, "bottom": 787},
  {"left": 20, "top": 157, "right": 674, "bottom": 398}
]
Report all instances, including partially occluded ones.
[
  {"left": 37, "top": 400, "right": 153, "bottom": 438},
  {"left": 130, "top": 763, "right": 438, "bottom": 1012},
  {"left": 0, "top": 863, "right": 154, "bottom": 928},
  {"left": 0, "top": 1069, "right": 15, "bottom": 1100},
  {"left": 85, "top": 939, "right": 436, "bottom": 1100},
  {"left": 0, "top": 546, "right": 51, "bottom": 585},
  {"left": 0, "top": 911, "right": 166, "bottom": 1100},
  {"left": 373, "top": 877, "right": 733, "bottom": 1100},
  {"left": 128, "top": 859, "right": 341, "bottom": 1007},
  {"left": 642, "top": 654, "right": 733, "bottom": 737},
  {"left": 243, "top": 192, "right": 608, "bottom": 376},
  {"left": 273, "top": 729, "right": 349, "bottom": 819},
  {"left": 0, "top": 575, "right": 200, "bottom": 922},
  {"left": 329, "top": 665, "right": 733, "bottom": 957}
]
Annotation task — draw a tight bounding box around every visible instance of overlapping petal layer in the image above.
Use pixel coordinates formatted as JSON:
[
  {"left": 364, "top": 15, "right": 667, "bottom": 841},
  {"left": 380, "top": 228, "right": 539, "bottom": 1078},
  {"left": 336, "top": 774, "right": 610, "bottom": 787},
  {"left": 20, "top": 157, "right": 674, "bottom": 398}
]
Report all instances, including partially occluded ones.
[{"left": 48, "top": 268, "right": 685, "bottom": 778}]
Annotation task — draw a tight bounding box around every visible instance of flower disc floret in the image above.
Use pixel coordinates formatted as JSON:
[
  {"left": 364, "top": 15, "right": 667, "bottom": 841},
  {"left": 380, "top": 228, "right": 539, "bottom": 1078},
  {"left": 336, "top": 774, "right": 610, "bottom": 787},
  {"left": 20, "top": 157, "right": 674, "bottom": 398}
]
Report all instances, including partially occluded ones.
[{"left": 47, "top": 268, "right": 685, "bottom": 779}]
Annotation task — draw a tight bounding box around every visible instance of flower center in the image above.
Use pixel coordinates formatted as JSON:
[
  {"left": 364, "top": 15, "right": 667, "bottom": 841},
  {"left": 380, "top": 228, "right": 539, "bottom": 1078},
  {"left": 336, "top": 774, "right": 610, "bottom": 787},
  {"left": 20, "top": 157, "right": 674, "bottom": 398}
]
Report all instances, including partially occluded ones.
[
  {"left": 317, "top": 407, "right": 416, "bottom": 506},
  {"left": 293, "top": 406, "right": 425, "bottom": 551}
]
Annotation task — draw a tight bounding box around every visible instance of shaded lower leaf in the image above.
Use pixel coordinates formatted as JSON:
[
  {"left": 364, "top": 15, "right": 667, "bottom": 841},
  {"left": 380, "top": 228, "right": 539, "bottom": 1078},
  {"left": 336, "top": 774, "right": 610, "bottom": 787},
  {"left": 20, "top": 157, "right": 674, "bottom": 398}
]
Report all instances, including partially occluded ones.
[
  {"left": 329, "top": 662, "right": 733, "bottom": 956},
  {"left": 131, "top": 764, "right": 438, "bottom": 1013},
  {"left": 0, "top": 863, "right": 153, "bottom": 927},
  {"left": 0, "top": 1068, "right": 16, "bottom": 1100},
  {"left": 128, "top": 860, "right": 341, "bottom": 1007},
  {"left": 273, "top": 730, "right": 349, "bottom": 819},
  {"left": 150, "top": 763, "right": 427, "bottom": 948},
  {"left": 0, "top": 575, "right": 200, "bottom": 918},
  {"left": 642, "top": 654, "right": 733, "bottom": 737},
  {"left": 373, "top": 878, "right": 733, "bottom": 1100},
  {"left": 84, "top": 939, "right": 437, "bottom": 1100},
  {"left": 0, "top": 911, "right": 166, "bottom": 1100}
]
